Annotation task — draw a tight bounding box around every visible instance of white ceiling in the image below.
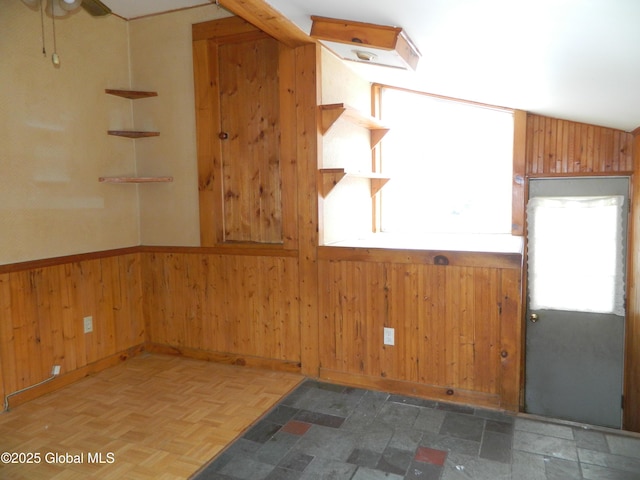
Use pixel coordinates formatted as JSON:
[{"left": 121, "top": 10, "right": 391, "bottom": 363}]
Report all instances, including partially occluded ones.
[{"left": 104, "top": 0, "right": 640, "bottom": 132}]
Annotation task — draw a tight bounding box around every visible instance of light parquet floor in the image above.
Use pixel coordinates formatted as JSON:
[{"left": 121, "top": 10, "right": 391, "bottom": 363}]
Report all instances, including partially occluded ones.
[{"left": 0, "top": 353, "right": 303, "bottom": 480}]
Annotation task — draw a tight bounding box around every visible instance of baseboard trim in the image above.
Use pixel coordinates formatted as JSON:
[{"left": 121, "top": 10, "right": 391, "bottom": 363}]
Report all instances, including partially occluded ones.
[
  {"left": 145, "top": 343, "right": 302, "bottom": 374},
  {"left": 319, "top": 368, "right": 506, "bottom": 411}
]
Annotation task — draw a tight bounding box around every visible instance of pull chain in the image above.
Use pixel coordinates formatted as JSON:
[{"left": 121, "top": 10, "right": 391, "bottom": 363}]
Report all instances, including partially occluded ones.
[
  {"left": 51, "top": 0, "right": 60, "bottom": 66},
  {"left": 40, "top": 0, "right": 46, "bottom": 56}
]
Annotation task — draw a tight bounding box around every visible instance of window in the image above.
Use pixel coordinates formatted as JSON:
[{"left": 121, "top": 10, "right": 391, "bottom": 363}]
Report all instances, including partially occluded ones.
[
  {"left": 527, "top": 195, "right": 625, "bottom": 316},
  {"left": 378, "top": 87, "right": 514, "bottom": 235}
]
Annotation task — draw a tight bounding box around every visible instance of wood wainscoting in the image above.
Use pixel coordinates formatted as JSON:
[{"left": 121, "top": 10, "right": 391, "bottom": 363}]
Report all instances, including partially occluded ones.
[
  {"left": 0, "top": 245, "right": 523, "bottom": 415},
  {"left": 0, "top": 249, "right": 145, "bottom": 408},
  {"left": 140, "top": 247, "right": 302, "bottom": 372},
  {"left": 317, "top": 247, "right": 522, "bottom": 411}
]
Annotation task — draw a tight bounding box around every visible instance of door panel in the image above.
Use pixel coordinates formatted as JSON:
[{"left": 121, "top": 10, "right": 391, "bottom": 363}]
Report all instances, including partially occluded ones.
[
  {"left": 525, "top": 177, "right": 628, "bottom": 428},
  {"left": 219, "top": 37, "right": 283, "bottom": 243}
]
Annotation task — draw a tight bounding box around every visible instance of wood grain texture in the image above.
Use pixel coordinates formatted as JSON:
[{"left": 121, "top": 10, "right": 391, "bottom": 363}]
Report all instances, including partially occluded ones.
[
  {"left": 141, "top": 252, "right": 301, "bottom": 364},
  {"left": 193, "top": 17, "right": 301, "bottom": 247},
  {"left": 525, "top": 114, "right": 633, "bottom": 175},
  {"left": 0, "top": 253, "right": 145, "bottom": 398},
  {"left": 295, "top": 43, "right": 322, "bottom": 376},
  {"left": 219, "top": 0, "right": 312, "bottom": 48},
  {"left": 512, "top": 110, "right": 527, "bottom": 235},
  {"left": 193, "top": 36, "right": 221, "bottom": 245},
  {"left": 219, "top": 36, "right": 283, "bottom": 243},
  {"left": 318, "top": 252, "right": 522, "bottom": 410},
  {"left": 625, "top": 132, "right": 640, "bottom": 431}
]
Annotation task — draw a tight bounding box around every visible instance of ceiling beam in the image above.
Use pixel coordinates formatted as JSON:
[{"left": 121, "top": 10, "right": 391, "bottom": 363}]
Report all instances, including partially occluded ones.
[{"left": 219, "top": 0, "right": 312, "bottom": 48}]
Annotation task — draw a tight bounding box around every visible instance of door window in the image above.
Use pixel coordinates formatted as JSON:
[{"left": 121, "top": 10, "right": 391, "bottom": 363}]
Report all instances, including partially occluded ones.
[{"left": 527, "top": 195, "right": 625, "bottom": 316}]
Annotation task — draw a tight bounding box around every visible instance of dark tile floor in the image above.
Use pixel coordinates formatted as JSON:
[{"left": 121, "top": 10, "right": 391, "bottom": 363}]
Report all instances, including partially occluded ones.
[{"left": 192, "top": 380, "right": 640, "bottom": 480}]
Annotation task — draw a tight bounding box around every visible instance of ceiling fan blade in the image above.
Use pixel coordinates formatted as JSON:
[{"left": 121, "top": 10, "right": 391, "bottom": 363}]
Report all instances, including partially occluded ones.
[{"left": 80, "top": 0, "right": 111, "bottom": 16}]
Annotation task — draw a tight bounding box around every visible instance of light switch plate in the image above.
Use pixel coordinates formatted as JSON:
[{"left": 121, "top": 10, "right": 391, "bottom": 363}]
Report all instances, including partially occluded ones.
[{"left": 383, "top": 327, "right": 395, "bottom": 346}]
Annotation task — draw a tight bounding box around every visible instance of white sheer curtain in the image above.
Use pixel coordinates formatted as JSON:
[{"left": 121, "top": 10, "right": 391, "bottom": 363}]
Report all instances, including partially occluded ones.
[{"left": 527, "top": 195, "right": 625, "bottom": 316}]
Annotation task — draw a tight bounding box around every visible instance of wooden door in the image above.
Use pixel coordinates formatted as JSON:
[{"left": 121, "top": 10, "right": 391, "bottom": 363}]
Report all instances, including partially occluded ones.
[
  {"left": 193, "top": 17, "right": 296, "bottom": 246},
  {"left": 218, "top": 37, "right": 282, "bottom": 243}
]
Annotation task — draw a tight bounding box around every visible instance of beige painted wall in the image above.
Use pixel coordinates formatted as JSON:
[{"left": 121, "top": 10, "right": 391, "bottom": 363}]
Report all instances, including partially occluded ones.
[
  {"left": 1, "top": 4, "right": 373, "bottom": 262},
  {"left": 319, "top": 48, "right": 375, "bottom": 245},
  {"left": 0, "top": 2, "right": 135, "bottom": 264},
  {"left": 0, "top": 3, "right": 231, "bottom": 264},
  {"left": 129, "top": 5, "right": 231, "bottom": 246}
]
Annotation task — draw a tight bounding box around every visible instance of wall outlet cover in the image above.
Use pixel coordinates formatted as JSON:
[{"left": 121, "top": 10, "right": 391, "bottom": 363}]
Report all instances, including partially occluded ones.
[
  {"left": 83, "top": 316, "right": 93, "bottom": 333},
  {"left": 383, "top": 327, "right": 395, "bottom": 346}
]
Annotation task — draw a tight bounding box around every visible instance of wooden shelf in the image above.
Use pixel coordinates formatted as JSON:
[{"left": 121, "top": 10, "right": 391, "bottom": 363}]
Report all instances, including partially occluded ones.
[
  {"left": 319, "top": 168, "right": 390, "bottom": 197},
  {"left": 107, "top": 130, "right": 160, "bottom": 138},
  {"left": 103, "top": 89, "right": 169, "bottom": 185},
  {"left": 99, "top": 176, "right": 173, "bottom": 184},
  {"left": 319, "top": 103, "right": 389, "bottom": 148},
  {"left": 105, "top": 89, "right": 158, "bottom": 99}
]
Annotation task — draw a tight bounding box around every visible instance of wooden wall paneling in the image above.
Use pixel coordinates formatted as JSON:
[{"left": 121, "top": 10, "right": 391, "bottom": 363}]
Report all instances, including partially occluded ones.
[
  {"left": 3, "top": 272, "right": 29, "bottom": 393},
  {"left": 0, "top": 274, "right": 13, "bottom": 401},
  {"left": 498, "top": 266, "right": 523, "bottom": 411},
  {"left": 0, "top": 253, "right": 145, "bottom": 406},
  {"left": 296, "top": 42, "right": 321, "bottom": 376},
  {"left": 122, "top": 254, "right": 145, "bottom": 348},
  {"left": 142, "top": 251, "right": 301, "bottom": 365},
  {"left": 78, "top": 259, "right": 97, "bottom": 365},
  {"left": 193, "top": 37, "right": 222, "bottom": 246},
  {"left": 625, "top": 132, "right": 640, "bottom": 432},
  {"left": 98, "top": 258, "right": 117, "bottom": 361},
  {"left": 421, "top": 264, "right": 446, "bottom": 386},
  {"left": 526, "top": 114, "right": 634, "bottom": 175},
  {"left": 279, "top": 44, "right": 299, "bottom": 249},
  {"left": 14, "top": 270, "right": 44, "bottom": 387},
  {"left": 318, "top": 253, "right": 521, "bottom": 409},
  {"left": 470, "top": 267, "right": 501, "bottom": 395},
  {"left": 387, "top": 262, "right": 415, "bottom": 382},
  {"left": 58, "top": 264, "right": 81, "bottom": 372},
  {"left": 512, "top": 110, "right": 527, "bottom": 235}
]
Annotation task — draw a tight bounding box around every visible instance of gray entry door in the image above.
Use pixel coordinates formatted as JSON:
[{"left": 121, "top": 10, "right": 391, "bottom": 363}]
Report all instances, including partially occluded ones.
[{"left": 525, "top": 177, "right": 628, "bottom": 429}]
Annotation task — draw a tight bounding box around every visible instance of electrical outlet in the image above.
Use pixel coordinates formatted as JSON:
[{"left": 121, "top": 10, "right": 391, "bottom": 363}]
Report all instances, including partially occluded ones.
[
  {"left": 83, "top": 316, "right": 93, "bottom": 334},
  {"left": 383, "top": 327, "right": 395, "bottom": 346},
  {"left": 51, "top": 365, "right": 61, "bottom": 376}
]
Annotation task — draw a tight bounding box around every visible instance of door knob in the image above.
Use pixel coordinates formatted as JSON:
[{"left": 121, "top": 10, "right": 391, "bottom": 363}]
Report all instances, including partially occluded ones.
[
  {"left": 218, "top": 132, "right": 229, "bottom": 140},
  {"left": 529, "top": 313, "right": 539, "bottom": 323}
]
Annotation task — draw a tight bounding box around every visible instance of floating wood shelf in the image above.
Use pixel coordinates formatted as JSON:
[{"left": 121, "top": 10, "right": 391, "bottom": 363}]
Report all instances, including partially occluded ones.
[
  {"left": 105, "top": 89, "right": 158, "bottom": 99},
  {"left": 99, "top": 176, "right": 173, "bottom": 184},
  {"left": 319, "top": 168, "right": 390, "bottom": 198},
  {"left": 319, "top": 103, "right": 389, "bottom": 148},
  {"left": 107, "top": 130, "right": 160, "bottom": 138},
  {"left": 103, "top": 89, "right": 171, "bottom": 185}
]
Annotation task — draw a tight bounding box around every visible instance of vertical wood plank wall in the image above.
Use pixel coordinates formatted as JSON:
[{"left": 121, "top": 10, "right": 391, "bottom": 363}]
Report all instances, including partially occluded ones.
[
  {"left": 526, "top": 114, "right": 633, "bottom": 174},
  {"left": 141, "top": 249, "right": 301, "bottom": 370},
  {"left": 317, "top": 248, "right": 522, "bottom": 410},
  {"left": 0, "top": 251, "right": 145, "bottom": 405},
  {"left": 627, "top": 132, "right": 640, "bottom": 432}
]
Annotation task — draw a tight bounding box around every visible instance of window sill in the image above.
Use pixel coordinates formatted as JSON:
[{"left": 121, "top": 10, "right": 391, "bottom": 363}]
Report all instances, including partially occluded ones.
[{"left": 324, "top": 233, "right": 524, "bottom": 254}]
